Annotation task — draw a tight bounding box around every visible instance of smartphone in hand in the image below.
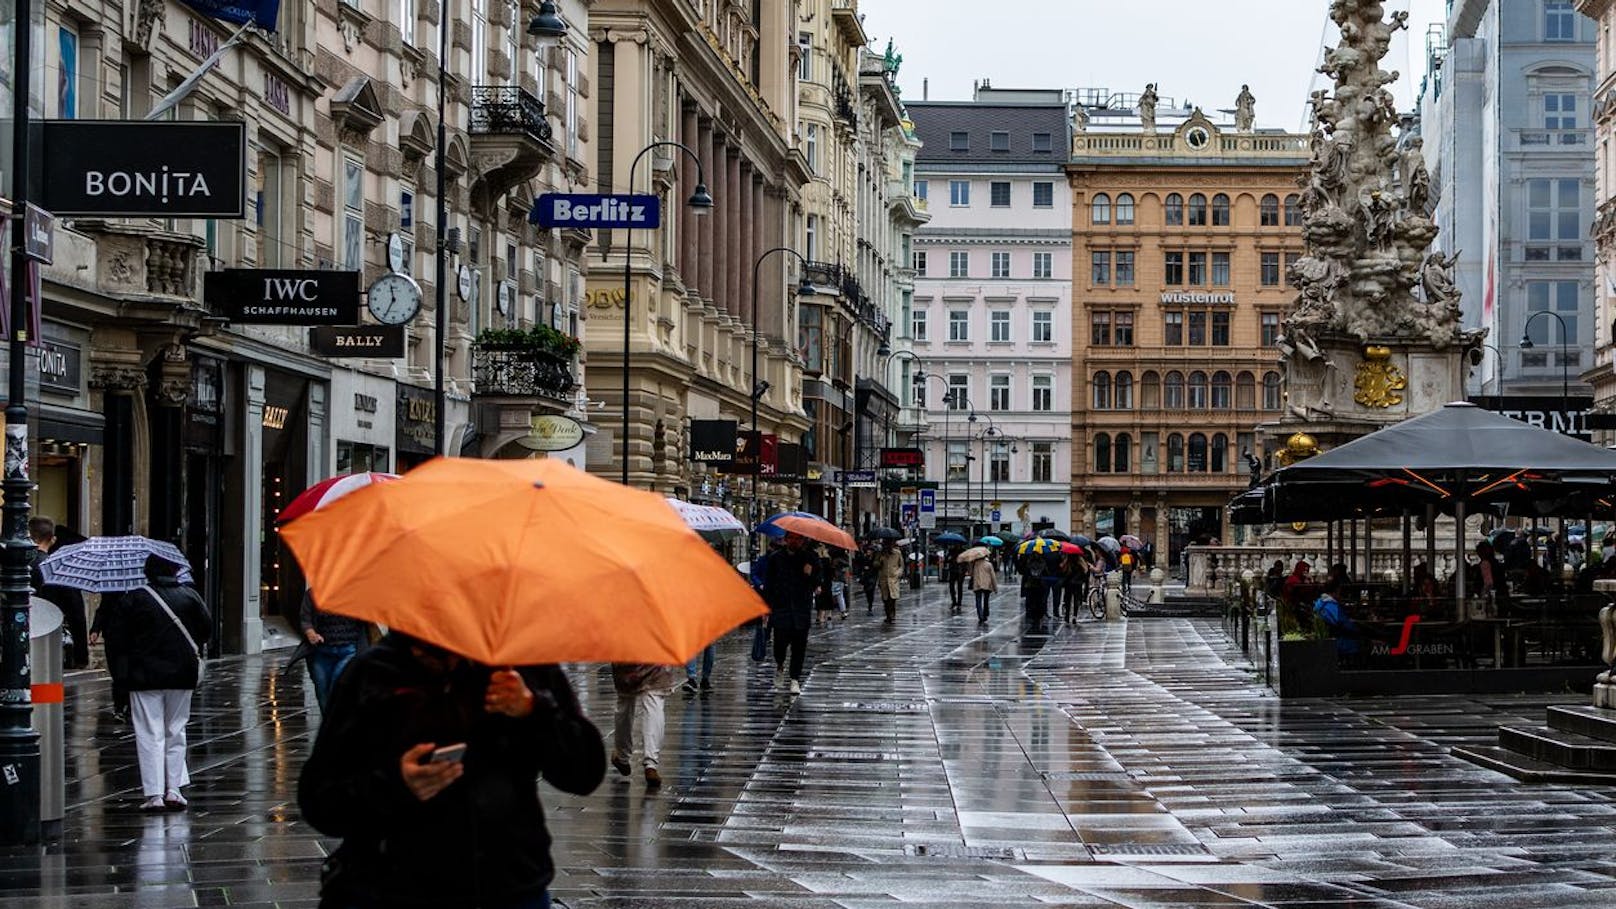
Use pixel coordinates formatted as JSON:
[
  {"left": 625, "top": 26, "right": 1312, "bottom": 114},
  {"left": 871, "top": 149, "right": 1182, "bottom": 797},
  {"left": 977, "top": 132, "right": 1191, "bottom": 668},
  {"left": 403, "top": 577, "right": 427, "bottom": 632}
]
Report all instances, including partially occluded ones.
[{"left": 424, "top": 743, "right": 467, "bottom": 764}]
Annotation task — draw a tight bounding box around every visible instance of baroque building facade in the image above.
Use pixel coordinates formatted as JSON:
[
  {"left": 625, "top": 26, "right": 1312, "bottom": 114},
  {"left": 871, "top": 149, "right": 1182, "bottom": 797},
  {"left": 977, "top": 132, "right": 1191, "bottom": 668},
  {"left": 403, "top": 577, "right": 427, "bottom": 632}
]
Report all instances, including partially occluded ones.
[{"left": 1578, "top": 0, "right": 1616, "bottom": 435}]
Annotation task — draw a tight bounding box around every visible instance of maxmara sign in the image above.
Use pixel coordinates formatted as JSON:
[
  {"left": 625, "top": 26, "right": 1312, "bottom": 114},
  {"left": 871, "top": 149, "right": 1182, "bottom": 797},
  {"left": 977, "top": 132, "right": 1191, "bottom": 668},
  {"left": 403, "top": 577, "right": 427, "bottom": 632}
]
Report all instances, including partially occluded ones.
[{"left": 1160, "top": 292, "right": 1237, "bottom": 305}]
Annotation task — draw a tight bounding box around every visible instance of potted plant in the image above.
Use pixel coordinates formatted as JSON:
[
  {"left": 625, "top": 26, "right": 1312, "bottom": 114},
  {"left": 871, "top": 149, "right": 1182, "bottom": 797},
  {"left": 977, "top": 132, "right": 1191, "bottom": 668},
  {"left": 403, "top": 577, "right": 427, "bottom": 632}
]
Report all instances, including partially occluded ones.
[
  {"left": 473, "top": 326, "right": 581, "bottom": 359},
  {"left": 1277, "top": 612, "right": 1339, "bottom": 697}
]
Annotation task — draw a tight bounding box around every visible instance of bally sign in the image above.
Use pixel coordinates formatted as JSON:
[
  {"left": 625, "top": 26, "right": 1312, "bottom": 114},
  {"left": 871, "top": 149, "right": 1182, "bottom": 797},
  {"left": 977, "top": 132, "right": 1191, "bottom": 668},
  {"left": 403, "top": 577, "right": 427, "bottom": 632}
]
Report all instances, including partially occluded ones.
[
  {"left": 39, "top": 120, "right": 248, "bottom": 217},
  {"left": 531, "top": 193, "right": 661, "bottom": 230},
  {"left": 207, "top": 269, "right": 361, "bottom": 325},
  {"left": 310, "top": 325, "right": 406, "bottom": 358}
]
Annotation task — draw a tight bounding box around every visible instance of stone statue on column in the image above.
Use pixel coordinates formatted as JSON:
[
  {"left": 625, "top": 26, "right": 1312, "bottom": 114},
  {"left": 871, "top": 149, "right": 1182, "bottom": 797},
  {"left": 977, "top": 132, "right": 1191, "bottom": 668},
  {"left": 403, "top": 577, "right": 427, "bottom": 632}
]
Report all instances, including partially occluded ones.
[
  {"left": 1234, "top": 84, "right": 1256, "bottom": 132},
  {"left": 1138, "top": 83, "right": 1158, "bottom": 133}
]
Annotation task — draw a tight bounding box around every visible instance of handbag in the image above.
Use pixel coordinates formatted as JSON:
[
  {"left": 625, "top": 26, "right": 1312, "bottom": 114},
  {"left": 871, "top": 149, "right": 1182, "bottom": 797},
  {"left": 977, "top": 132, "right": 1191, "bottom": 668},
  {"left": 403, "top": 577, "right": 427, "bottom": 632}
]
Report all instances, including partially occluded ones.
[
  {"left": 750, "top": 621, "right": 769, "bottom": 662},
  {"left": 139, "top": 584, "right": 206, "bottom": 684}
]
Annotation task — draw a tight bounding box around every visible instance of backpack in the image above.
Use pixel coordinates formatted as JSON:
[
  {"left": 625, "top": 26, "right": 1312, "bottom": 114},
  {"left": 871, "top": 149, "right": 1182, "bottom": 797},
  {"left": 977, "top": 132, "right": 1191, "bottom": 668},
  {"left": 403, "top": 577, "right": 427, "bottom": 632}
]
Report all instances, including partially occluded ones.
[{"left": 1121, "top": 551, "right": 1135, "bottom": 569}]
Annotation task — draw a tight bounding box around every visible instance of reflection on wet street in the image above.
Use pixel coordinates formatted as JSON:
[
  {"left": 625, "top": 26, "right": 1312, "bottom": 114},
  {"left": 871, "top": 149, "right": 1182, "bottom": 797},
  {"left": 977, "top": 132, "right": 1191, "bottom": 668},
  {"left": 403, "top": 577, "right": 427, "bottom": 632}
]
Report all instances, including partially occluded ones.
[{"left": 4, "top": 583, "right": 1616, "bottom": 908}]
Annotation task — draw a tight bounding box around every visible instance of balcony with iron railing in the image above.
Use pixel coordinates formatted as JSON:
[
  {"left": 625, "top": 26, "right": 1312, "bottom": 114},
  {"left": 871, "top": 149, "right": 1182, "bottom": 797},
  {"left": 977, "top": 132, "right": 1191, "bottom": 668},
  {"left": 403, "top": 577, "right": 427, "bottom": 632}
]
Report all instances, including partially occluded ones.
[
  {"left": 468, "top": 86, "right": 555, "bottom": 207},
  {"left": 471, "top": 328, "right": 579, "bottom": 402}
]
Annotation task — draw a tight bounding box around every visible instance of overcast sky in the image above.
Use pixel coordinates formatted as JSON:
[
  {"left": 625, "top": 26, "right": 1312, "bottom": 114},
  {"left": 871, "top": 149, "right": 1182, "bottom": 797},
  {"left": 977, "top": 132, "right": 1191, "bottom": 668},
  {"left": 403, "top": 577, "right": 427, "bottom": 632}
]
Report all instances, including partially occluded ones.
[{"left": 859, "top": 0, "right": 1450, "bottom": 131}]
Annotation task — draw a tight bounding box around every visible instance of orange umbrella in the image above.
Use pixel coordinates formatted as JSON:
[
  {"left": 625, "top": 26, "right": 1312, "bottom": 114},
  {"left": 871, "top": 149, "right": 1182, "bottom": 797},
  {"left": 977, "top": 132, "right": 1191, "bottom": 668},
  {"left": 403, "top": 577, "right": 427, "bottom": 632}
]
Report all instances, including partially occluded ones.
[{"left": 279, "top": 457, "right": 766, "bottom": 666}]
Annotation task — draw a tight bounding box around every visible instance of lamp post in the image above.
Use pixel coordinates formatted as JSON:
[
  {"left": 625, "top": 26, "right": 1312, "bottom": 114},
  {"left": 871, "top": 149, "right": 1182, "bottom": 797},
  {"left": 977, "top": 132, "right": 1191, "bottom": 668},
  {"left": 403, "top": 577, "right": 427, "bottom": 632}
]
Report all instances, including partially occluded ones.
[
  {"left": 434, "top": 5, "right": 569, "bottom": 456},
  {"left": 619, "top": 144, "right": 712, "bottom": 485},
  {"left": 913, "top": 372, "right": 954, "bottom": 532},
  {"left": 748, "top": 248, "right": 816, "bottom": 575},
  {"left": 1519, "top": 310, "right": 1571, "bottom": 403},
  {"left": 0, "top": 0, "right": 39, "bottom": 846},
  {"left": 1475, "top": 341, "right": 1504, "bottom": 411}
]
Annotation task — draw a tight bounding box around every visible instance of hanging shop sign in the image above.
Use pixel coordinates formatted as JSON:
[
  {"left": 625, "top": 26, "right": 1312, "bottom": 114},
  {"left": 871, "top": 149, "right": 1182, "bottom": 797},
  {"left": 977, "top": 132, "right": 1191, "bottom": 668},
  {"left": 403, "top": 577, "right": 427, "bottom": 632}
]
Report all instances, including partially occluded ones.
[
  {"left": 39, "top": 120, "right": 248, "bottom": 217},
  {"left": 396, "top": 384, "right": 437, "bottom": 455},
  {"left": 517, "top": 414, "right": 585, "bottom": 452},
  {"left": 836, "top": 470, "right": 878, "bottom": 488},
  {"left": 689, "top": 419, "right": 738, "bottom": 465},
  {"left": 206, "top": 268, "right": 361, "bottom": 324},
  {"left": 23, "top": 204, "right": 54, "bottom": 265},
  {"left": 1471, "top": 395, "right": 1595, "bottom": 440},
  {"left": 309, "top": 325, "right": 406, "bottom": 358},
  {"left": 34, "top": 339, "right": 80, "bottom": 395},
  {"left": 728, "top": 431, "right": 778, "bottom": 476},
  {"left": 531, "top": 193, "right": 661, "bottom": 229},
  {"left": 879, "top": 447, "right": 925, "bottom": 469},
  {"left": 774, "top": 443, "right": 806, "bottom": 483}
]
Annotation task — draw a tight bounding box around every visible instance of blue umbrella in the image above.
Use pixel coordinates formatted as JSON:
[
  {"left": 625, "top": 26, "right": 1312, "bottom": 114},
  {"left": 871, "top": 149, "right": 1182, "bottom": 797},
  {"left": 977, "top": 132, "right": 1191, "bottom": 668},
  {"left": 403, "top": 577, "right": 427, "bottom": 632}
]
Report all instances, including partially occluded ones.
[
  {"left": 934, "top": 532, "right": 967, "bottom": 544},
  {"left": 1069, "top": 533, "right": 1095, "bottom": 548},
  {"left": 978, "top": 536, "right": 1004, "bottom": 547},
  {"left": 39, "top": 536, "right": 194, "bottom": 593}
]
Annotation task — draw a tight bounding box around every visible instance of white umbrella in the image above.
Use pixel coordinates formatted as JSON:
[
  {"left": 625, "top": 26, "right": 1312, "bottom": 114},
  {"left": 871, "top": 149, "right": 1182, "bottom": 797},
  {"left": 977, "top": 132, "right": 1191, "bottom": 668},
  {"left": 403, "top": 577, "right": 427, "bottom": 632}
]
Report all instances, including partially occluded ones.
[
  {"left": 665, "top": 498, "right": 746, "bottom": 538},
  {"left": 956, "top": 546, "right": 991, "bottom": 563},
  {"left": 39, "top": 536, "right": 193, "bottom": 593}
]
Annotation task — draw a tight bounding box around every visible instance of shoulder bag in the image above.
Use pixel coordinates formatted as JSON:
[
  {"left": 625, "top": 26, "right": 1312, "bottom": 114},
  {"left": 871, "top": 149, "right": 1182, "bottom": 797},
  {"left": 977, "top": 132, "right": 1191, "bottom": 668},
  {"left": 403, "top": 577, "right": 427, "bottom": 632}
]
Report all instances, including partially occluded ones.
[{"left": 140, "top": 584, "right": 206, "bottom": 685}]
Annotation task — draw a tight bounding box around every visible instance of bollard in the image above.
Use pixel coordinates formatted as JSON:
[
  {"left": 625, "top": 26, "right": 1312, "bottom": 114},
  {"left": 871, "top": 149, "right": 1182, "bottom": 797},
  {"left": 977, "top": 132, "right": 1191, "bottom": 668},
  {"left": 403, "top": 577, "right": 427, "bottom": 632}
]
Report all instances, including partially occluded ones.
[
  {"left": 27, "top": 598, "right": 64, "bottom": 839},
  {"left": 1105, "top": 569, "right": 1122, "bottom": 620},
  {"left": 1147, "top": 567, "right": 1165, "bottom": 605}
]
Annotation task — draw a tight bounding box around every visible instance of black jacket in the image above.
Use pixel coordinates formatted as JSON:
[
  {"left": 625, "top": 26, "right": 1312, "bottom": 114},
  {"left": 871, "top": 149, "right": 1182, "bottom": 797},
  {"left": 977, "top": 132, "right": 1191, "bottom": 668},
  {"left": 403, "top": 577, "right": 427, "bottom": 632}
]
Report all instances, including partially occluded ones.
[
  {"left": 104, "top": 576, "right": 211, "bottom": 691},
  {"left": 299, "top": 635, "right": 606, "bottom": 909},
  {"left": 764, "top": 545, "right": 821, "bottom": 632}
]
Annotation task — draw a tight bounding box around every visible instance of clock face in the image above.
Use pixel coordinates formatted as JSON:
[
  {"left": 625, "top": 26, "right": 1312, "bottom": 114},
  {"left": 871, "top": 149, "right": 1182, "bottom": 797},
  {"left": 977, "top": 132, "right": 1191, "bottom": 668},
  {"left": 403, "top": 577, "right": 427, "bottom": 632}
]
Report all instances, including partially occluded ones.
[
  {"left": 366, "top": 273, "right": 423, "bottom": 325},
  {"left": 1186, "top": 126, "right": 1210, "bottom": 149}
]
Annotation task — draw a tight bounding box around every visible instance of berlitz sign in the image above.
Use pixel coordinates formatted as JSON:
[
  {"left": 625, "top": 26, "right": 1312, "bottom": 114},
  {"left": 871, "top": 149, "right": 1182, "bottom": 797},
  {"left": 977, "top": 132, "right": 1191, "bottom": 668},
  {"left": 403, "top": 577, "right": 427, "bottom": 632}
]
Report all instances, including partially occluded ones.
[
  {"left": 206, "top": 269, "right": 361, "bottom": 324},
  {"left": 1160, "top": 291, "right": 1236, "bottom": 305},
  {"left": 531, "top": 193, "right": 661, "bottom": 230},
  {"left": 39, "top": 120, "right": 247, "bottom": 217}
]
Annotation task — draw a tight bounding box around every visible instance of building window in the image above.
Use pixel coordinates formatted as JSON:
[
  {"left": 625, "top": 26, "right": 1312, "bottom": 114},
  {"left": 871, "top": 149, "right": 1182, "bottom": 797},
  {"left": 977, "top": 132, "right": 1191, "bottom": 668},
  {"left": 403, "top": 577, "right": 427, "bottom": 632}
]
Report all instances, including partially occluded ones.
[
  {"left": 1167, "top": 433, "right": 1185, "bottom": 472},
  {"left": 1033, "top": 182, "right": 1053, "bottom": 208},
  {"left": 1185, "top": 433, "right": 1208, "bottom": 472},
  {"left": 916, "top": 179, "right": 928, "bottom": 202},
  {"left": 990, "top": 130, "right": 1010, "bottom": 152},
  {"left": 1141, "top": 371, "right": 1160, "bottom": 409},
  {"left": 991, "top": 310, "right": 1011, "bottom": 342},
  {"left": 1091, "top": 311, "right": 1112, "bottom": 346},
  {"left": 1116, "top": 193, "right": 1135, "bottom": 225},
  {"left": 1095, "top": 433, "right": 1112, "bottom": 473},
  {"left": 505, "top": 0, "right": 521, "bottom": 83},
  {"left": 805, "top": 123, "right": 819, "bottom": 174},
  {"left": 1260, "top": 251, "right": 1281, "bottom": 286},
  {"left": 799, "top": 304, "right": 825, "bottom": 374},
  {"left": 342, "top": 154, "right": 364, "bottom": 270},
  {"left": 1263, "top": 371, "right": 1282, "bottom": 410},
  {"left": 991, "top": 448, "right": 1010, "bottom": 482},
  {"left": 1260, "top": 193, "right": 1279, "bottom": 226},
  {"left": 1528, "top": 178, "right": 1581, "bottom": 242},
  {"left": 1114, "top": 432, "right": 1132, "bottom": 472},
  {"left": 1188, "top": 193, "right": 1207, "bottom": 226},
  {"left": 1188, "top": 252, "right": 1206, "bottom": 286},
  {"left": 1211, "top": 252, "right": 1231, "bottom": 286},
  {"left": 1092, "top": 250, "right": 1111, "bottom": 285},
  {"left": 990, "top": 374, "right": 1011, "bottom": 410},
  {"left": 913, "top": 250, "right": 927, "bottom": 274},
  {"left": 950, "top": 131, "right": 969, "bottom": 151},
  {"left": 472, "top": 0, "right": 487, "bottom": 80},
  {"left": 1032, "top": 375, "right": 1053, "bottom": 412},
  {"left": 1211, "top": 193, "right": 1230, "bottom": 226},
  {"left": 947, "top": 441, "right": 969, "bottom": 481},
  {"left": 950, "top": 180, "right": 970, "bottom": 206},
  {"left": 1211, "top": 311, "right": 1230, "bottom": 346},
  {"left": 1284, "top": 194, "right": 1302, "bottom": 226},
  {"left": 798, "top": 31, "right": 812, "bottom": 79},
  {"left": 1164, "top": 371, "right": 1185, "bottom": 408},
  {"left": 257, "top": 144, "right": 288, "bottom": 268},
  {"left": 1115, "top": 251, "right": 1135, "bottom": 285},
  {"left": 398, "top": 187, "right": 415, "bottom": 275},
  {"left": 1187, "top": 370, "right": 1209, "bottom": 408},
  {"left": 1545, "top": 92, "right": 1579, "bottom": 129},
  {"left": 1115, "top": 370, "right": 1134, "bottom": 408},
  {"left": 1546, "top": 0, "right": 1577, "bottom": 41},
  {"left": 1091, "top": 193, "right": 1111, "bottom": 224},
  {"left": 949, "top": 309, "right": 970, "bottom": 341},
  {"left": 1187, "top": 311, "right": 1207, "bottom": 345},
  {"left": 948, "top": 375, "right": 970, "bottom": 410},
  {"left": 56, "top": 25, "right": 79, "bottom": 118},
  {"left": 990, "top": 181, "right": 1011, "bottom": 207},
  {"left": 1211, "top": 371, "right": 1232, "bottom": 409},
  {"left": 1285, "top": 252, "right": 1302, "bottom": 286},
  {"left": 1031, "top": 443, "right": 1053, "bottom": 483},
  {"left": 1093, "top": 371, "right": 1112, "bottom": 410},
  {"left": 1164, "top": 251, "right": 1184, "bottom": 285},
  {"left": 1033, "top": 251, "right": 1053, "bottom": 279},
  {"left": 991, "top": 251, "right": 1011, "bottom": 278},
  {"left": 912, "top": 308, "right": 928, "bottom": 341},
  {"left": 1236, "top": 371, "right": 1256, "bottom": 409},
  {"left": 1165, "top": 193, "right": 1184, "bottom": 226},
  {"left": 805, "top": 214, "right": 818, "bottom": 260},
  {"left": 1115, "top": 311, "right": 1134, "bottom": 346},
  {"left": 1211, "top": 433, "right": 1229, "bottom": 473},
  {"left": 1164, "top": 310, "right": 1183, "bottom": 345},
  {"left": 1261, "top": 312, "right": 1280, "bottom": 345},
  {"left": 1032, "top": 310, "right": 1053, "bottom": 342},
  {"left": 1527, "top": 280, "right": 1580, "bottom": 346},
  {"left": 949, "top": 251, "right": 969, "bottom": 277},
  {"left": 1033, "top": 132, "right": 1052, "bottom": 152}
]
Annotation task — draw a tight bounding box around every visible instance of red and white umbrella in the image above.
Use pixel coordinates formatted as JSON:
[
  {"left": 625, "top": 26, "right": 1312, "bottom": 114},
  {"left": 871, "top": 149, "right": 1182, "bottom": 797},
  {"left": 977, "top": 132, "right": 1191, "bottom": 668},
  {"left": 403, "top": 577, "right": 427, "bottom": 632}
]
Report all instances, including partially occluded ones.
[{"left": 278, "top": 472, "right": 400, "bottom": 524}]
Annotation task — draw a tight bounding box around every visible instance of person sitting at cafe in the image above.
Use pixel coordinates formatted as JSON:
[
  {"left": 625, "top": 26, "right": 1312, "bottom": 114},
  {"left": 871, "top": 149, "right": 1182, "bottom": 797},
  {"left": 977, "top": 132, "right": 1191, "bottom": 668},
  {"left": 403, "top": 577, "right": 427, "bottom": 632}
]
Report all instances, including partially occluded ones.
[
  {"left": 1312, "top": 578, "right": 1362, "bottom": 660},
  {"left": 1521, "top": 559, "right": 1551, "bottom": 597},
  {"left": 1475, "top": 541, "right": 1510, "bottom": 608},
  {"left": 1409, "top": 562, "right": 1439, "bottom": 615},
  {"left": 1282, "top": 560, "right": 1311, "bottom": 604}
]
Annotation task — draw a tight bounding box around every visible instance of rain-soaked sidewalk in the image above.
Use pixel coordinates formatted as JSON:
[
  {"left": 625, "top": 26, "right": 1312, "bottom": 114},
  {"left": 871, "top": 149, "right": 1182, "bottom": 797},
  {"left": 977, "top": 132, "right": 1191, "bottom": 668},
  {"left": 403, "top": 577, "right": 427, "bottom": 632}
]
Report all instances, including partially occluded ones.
[{"left": 3, "top": 583, "right": 1616, "bottom": 908}]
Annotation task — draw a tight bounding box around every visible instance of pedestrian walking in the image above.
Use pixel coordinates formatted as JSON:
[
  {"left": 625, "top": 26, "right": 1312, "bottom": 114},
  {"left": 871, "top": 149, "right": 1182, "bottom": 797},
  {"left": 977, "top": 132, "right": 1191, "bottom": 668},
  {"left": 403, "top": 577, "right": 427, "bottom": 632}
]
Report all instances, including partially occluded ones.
[
  {"left": 854, "top": 545, "right": 878, "bottom": 614},
  {"left": 108, "top": 555, "right": 211, "bottom": 811},
  {"left": 29, "top": 518, "right": 88, "bottom": 670},
  {"left": 946, "top": 545, "right": 966, "bottom": 612},
  {"left": 875, "top": 539, "right": 905, "bottom": 625},
  {"left": 683, "top": 644, "right": 715, "bottom": 694},
  {"left": 611, "top": 662, "right": 679, "bottom": 788},
  {"left": 1061, "top": 550, "right": 1088, "bottom": 622},
  {"left": 297, "top": 591, "right": 371, "bottom": 712},
  {"left": 1021, "top": 550, "right": 1051, "bottom": 630},
  {"left": 300, "top": 631, "right": 605, "bottom": 909},
  {"left": 764, "top": 532, "right": 821, "bottom": 693},
  {"left": 1119, "top": 546, "right": 1137, "bottom": 594},
  {"left": 829, "top": 551, "right": 850, "bottom": 620},
  {"left": 970, "top": 551, "right": 998, "bottom": 625}
]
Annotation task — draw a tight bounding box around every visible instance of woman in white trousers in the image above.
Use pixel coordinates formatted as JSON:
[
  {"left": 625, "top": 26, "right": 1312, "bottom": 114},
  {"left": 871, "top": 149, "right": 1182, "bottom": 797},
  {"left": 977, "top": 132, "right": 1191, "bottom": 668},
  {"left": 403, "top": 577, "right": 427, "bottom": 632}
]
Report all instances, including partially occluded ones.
[{"left": 609, "top": 664, "right": 678, "bottom": 789}]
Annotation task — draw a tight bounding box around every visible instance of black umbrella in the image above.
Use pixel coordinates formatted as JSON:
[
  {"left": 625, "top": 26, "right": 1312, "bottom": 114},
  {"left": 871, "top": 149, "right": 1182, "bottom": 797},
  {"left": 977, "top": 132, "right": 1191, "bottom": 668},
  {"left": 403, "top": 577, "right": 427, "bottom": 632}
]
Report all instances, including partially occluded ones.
[
  {"left": 867, "top": 527, "right": 903, "bottom": 541},
  {"left": 1038, "top": 529, "right": 1072, "bottom": 542}
]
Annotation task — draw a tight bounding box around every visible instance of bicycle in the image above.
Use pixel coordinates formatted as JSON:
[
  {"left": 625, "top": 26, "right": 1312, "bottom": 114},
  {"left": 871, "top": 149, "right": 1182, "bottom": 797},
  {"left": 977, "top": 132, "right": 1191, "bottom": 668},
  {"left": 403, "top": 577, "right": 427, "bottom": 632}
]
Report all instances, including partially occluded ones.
[{"left": 1087, "top": 583, "right": 1145, "bottom": 619}]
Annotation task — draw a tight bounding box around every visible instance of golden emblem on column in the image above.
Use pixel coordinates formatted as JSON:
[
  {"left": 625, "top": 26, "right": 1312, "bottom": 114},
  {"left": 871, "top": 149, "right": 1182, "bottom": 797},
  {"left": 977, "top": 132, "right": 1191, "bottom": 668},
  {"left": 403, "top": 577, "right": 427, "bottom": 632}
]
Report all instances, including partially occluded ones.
[{"left": 1353, "top": 345, "right": 1406, "bottom": 408}]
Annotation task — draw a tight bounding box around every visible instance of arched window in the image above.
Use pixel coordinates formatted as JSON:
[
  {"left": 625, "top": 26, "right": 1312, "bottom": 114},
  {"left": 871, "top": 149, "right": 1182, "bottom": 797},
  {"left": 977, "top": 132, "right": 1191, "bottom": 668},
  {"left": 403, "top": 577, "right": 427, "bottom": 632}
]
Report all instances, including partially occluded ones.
[
  {"left": 1114, "top": 432, "right": 1132, "bottom": 473},
  {"left": 1284, "top": 194, "right": 1302, "bottom": 226},
  {"left": 1188, "top": 432, "right": 1208, "bottom": 472},
  {"left": 1164, "top": 371, "right": 1185, "bottom": 409},
  {"left": 1188, "top": 193, "right": 1207, "bottom": 226},
  {"left": 1211, "top": 433, "right": 1229, "bottom": 473},
  {"left": 1167, "top": 433, "right": 1185, "bottom": 472},
  {"left": 1141, "top": 370, "right": 1161, "bottom": 409},
  {"left": 1211, "top": 193, "right": 1230, "bottom": 226},
  {"left": 1262, "top": 371, "right": 1283, "bottom": 410},
  {"left": 1114, "top": 370, "right": 1134, "bottom": 409},
  {"left": 1260, "top": 194, "right": 1279, "bottom": 226},
  {"left": 1236, "top": 371, "right": 1256, "bottom": 409},
  {"left": 1165, "top": 193, "right": 1184, "bottom": 226},
  {"left": 1095, "top": 433, "right": 1112, "bottom": 473},
  {"left": 1188, "top": 370, "right": 1209, "bottom": 409},
  {"left": 1115, "top": 193, "right": 1135, "bottom": 225},
  {"left": 1092, "top": 370, "right": 1112, "bottom": 410},
  {"left": 1091, "top": 193, "right": 1111, "bottom": 225},
  {"left": 1211, "top": 371, "right": 1232, "bottom": 409}
]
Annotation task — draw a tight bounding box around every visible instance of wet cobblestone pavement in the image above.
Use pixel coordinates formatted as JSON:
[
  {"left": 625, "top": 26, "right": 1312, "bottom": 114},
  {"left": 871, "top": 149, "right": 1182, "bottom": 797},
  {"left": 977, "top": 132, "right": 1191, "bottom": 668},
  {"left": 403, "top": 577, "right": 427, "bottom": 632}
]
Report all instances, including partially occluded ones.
[{"left": 4, "top": 583, "right": 1616, "bottom": 907}]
